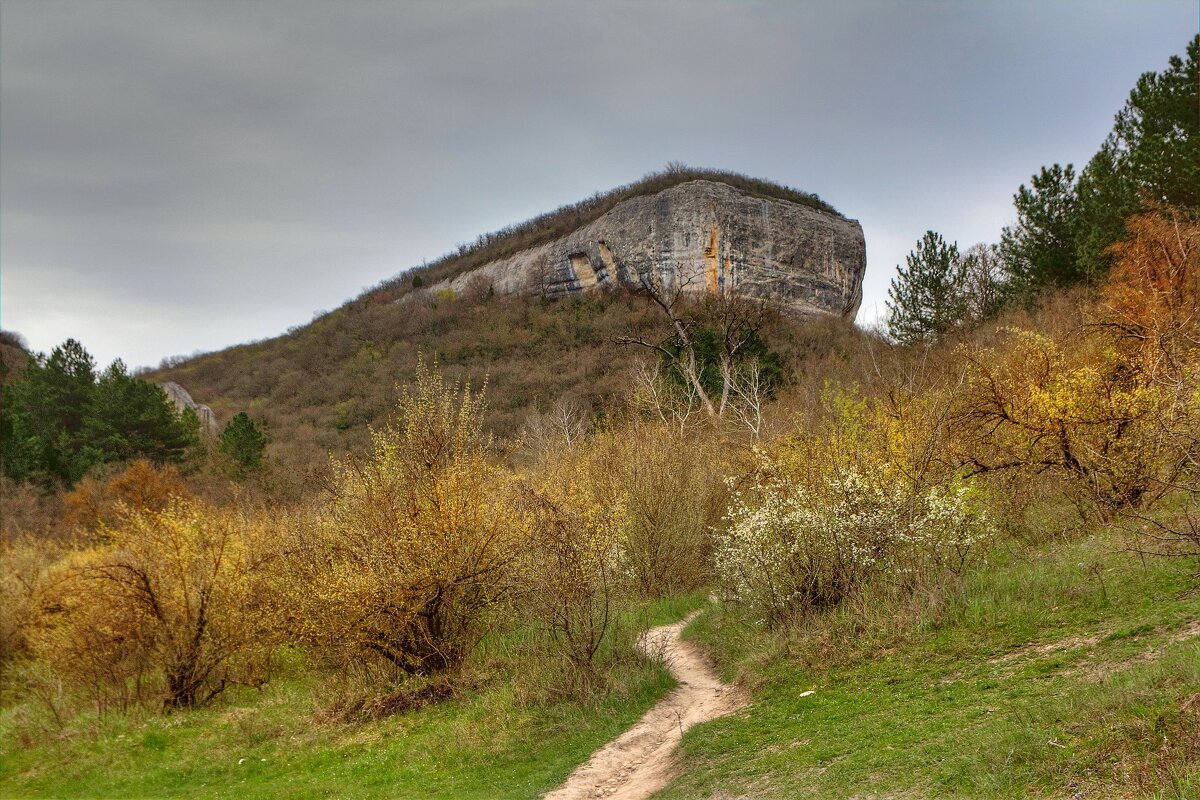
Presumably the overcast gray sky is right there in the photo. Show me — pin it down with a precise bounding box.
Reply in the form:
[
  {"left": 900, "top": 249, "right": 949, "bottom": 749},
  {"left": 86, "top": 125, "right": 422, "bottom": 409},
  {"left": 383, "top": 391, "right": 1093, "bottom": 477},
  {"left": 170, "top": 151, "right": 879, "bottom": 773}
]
[{"left": 1, "top": 1, "right": 1194, "bottom": 368}]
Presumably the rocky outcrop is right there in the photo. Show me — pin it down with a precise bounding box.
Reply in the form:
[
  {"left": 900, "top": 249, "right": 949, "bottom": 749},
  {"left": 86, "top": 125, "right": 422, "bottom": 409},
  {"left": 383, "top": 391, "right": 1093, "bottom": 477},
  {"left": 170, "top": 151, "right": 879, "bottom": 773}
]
[
  {"left": 427, "top": 179, "right": 865, "bottom": 318},
  {"left": 160, "top": 381, "right": 218, "bottom": 432}
]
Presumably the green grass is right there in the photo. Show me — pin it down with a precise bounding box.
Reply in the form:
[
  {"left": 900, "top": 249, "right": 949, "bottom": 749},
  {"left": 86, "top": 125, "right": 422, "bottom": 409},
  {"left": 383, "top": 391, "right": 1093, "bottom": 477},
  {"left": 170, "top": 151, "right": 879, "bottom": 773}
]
[
  {"left": 4, "top": 539, "right": 1195, "bottom": 800},
  {"left": 0, "top": 594, "right": 709, "bottom": 799},
  {"left": 659, "top": 533, "right": 1200, "bottom": 799}
]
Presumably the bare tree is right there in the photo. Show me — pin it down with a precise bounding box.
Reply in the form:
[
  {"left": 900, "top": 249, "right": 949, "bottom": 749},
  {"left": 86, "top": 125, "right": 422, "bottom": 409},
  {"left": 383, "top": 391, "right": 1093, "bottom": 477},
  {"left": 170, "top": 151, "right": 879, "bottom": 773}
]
[
  {"left": 961, "top": 243, "right": 1003, "bottom": 323},
  {"left": 630, "top": 360, "right": 702, "bottom": 435},
  {"left": 522, "top": 397, "right": 588, "bottom": 457},
  {"left": 725, "top": 358, "right": 767, "bottom": 440},
  {"left": 710, "top": 293, "right": 770, "bottom": 415},
  {"left": 616, "top": 262, "right": 770, "bottom": 419},
  {"left": 616, "top": 265, "right": 717, "bottom": 415}
]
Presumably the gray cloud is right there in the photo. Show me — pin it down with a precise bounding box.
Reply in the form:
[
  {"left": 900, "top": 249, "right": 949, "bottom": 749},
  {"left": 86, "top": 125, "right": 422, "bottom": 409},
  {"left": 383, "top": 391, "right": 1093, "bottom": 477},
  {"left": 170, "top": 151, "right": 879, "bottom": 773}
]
[{"left": 1, "top": 0, "right": 1193, "bottom": 367}]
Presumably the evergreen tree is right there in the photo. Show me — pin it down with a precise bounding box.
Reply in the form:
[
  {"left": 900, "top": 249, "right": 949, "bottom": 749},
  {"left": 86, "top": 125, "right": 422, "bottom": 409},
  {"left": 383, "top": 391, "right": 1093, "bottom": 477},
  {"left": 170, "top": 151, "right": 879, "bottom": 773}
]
[
  {"left": 218, "top": 412, "right": 267, "bottom": 476},
  {"left": 1113, "top": 35, "right": 1200, "bottom": 209},
  {"left": 1, "top": 339, "right": 99, "bottom": 483},
  {"left": 999, "top": 164, "right": 1082, "bottom": 296},
  {"left": 0, "top": 339, "right": 198, "bottom": 485},
  {"left": 86, "top": 360, "right": 198, "bottom": 465},
  {"left": 1073, "top": 141, "right": 1138, "bottom": 281},
  {"left": 1075, "top": 35, "right": 1199, "bottom": 277},
  {"left": 886, "top": 231, "right": 969, "bottom": 345},
  {"left": 1000, "top": 37, "right": 1199, "bottom": 297}
]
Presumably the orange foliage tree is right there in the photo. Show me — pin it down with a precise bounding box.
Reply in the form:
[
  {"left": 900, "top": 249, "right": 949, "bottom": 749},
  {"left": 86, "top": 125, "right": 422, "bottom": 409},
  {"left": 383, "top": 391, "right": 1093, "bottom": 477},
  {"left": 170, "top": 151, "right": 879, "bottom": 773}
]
[
  {"left": 1100, "top": 205, "right": 1200, "bottom": 383},
  {"left": 62, "top": 458, "right": 190, "bottom": 534},
  {"left": 1099, "top": 206, "right": 1200, "bottom": 549}
]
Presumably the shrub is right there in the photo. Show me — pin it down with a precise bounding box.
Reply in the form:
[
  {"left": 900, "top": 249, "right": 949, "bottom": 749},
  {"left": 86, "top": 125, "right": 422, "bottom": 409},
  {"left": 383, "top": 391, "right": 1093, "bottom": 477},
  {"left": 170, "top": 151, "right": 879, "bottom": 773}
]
[
  {"left": 591, "top": 422, "right": 729, "bottom": 596},
  {"left": 0, "top": 537, "right": 59, "bottom": 673},
  {"left": 62, "top": 459, "right": 190, "bottom": 535},
  {"left": 513, "top": 477, "right": 626, "bottom": 692},
  {"left": 715, "top": 454, "right": 990, "bottom": 625},
  {"left": 285, "top": 362, "right": 523, "bottom": 678},
  {"left": 955, "top": 328, "right": 1177, "bottom": 516},
  {"left": 30, "top": 499, "right": 277, "bottom": 712}
]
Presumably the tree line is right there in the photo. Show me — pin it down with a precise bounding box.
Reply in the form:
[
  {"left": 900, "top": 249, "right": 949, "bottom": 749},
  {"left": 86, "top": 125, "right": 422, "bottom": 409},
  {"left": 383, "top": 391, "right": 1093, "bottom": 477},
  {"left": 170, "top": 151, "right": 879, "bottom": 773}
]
[
  {"left": 1, "top": 338, "right": 267, "bottom": 486},
  {"left": 888, "top": 36, "right": 1198, "bottom": 345}
]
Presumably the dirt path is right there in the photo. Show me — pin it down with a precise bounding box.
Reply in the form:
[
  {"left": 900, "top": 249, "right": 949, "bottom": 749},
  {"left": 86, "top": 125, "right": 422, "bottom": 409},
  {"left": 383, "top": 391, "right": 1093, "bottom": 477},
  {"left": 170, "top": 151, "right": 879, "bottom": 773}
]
[{"left": 544, "top": 611, "right": 748, "bottom": 800}]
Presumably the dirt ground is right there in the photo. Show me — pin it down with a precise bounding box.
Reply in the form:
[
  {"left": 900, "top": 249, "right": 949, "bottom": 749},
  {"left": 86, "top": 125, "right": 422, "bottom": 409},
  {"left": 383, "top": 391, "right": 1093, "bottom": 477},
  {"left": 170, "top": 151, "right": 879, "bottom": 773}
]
[{"left": 544, "top": 611, "right": 748, "bottom": 800}]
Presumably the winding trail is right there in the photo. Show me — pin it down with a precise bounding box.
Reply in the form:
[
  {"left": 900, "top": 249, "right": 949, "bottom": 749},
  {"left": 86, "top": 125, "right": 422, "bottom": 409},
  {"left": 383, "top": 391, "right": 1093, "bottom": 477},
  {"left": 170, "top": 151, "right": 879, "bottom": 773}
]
[{"left": 544, "top": 611, "right": 748, "bottom": 800}]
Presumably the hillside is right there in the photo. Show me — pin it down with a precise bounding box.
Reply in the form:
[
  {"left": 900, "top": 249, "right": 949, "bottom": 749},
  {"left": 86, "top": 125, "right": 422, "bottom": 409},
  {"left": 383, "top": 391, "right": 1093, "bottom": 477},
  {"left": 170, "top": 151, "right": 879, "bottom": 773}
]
[
  {"left": 150, "top": 289, "right": 861, "bottom": 479},
  {"left": 151, "top": 292, "right": 668, "bottom": 472},
  {"left": 150, "top": 169, "right": 865, "bottom": 476},
  {"left": 0, "top": 330, "right": 30, "bottom": 385}
]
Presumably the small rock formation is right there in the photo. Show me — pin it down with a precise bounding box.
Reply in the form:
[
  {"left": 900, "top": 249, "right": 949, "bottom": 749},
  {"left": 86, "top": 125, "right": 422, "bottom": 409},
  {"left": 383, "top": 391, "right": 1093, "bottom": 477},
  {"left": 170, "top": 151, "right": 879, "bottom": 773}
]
[
  {"left": 427, "top": 179, "right": 865, "bottom": 318},
  {"left": 159, "top": 381, "right": 218, "bottom": 432}
]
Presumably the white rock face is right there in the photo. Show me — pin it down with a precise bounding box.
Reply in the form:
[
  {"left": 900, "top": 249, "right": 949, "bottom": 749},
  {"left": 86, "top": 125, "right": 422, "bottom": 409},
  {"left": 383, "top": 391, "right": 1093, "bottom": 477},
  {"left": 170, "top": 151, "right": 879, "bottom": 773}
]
[
  {"left": 159, "top": 381, "right": 218, "bottom": 432},
  {"left": 422, "top": 179, "right": 865, "bottom": 318}
]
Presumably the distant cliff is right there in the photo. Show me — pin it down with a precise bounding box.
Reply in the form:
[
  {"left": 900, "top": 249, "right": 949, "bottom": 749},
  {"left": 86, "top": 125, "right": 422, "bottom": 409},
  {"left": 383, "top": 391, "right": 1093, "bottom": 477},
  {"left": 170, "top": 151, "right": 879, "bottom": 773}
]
[
  {"left": 159, "top": 381, "right": 217, "bottom": 432},
  {"left": 422, "top": 179, "right": 865, "bottom": 318}
]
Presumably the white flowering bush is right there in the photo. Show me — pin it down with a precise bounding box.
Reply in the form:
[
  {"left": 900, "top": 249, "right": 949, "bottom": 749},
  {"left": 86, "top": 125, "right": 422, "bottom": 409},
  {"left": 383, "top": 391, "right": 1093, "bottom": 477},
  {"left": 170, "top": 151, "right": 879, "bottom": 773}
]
[{"left": 715, "top": 459, "right": 991, "bottom": 625}]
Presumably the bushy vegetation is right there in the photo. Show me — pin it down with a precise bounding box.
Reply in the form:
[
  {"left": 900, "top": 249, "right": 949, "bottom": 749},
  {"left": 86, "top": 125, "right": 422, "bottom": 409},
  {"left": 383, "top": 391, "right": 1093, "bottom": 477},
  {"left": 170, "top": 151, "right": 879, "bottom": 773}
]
[
  {"left": 2, "top": 38, "right": 1197, "bottom": 800},
  {"left": 28, "top": 499, "right": 278, "bottom": 713},
  {"left": 286, "top": 363, "right": 523, "bottom": 678},
  {"left": 717, "top": 455, "right": 989, "bottom": 625}
]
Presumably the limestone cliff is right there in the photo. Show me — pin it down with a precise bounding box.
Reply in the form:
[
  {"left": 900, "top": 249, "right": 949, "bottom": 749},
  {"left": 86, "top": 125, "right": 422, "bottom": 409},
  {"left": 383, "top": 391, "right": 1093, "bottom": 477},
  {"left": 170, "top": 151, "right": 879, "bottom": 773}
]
[{"left": 425, "top": 180, "right": 865, "bottom": 318}]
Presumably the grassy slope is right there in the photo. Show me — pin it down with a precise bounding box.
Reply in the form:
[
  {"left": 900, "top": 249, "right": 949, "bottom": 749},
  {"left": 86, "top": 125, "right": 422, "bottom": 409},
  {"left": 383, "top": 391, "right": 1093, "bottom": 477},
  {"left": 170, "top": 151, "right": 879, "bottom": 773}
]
[
  {"left": 0, "top": 671, "right": 667, "bottom": 800},
  {"left": 662, "top": 531, "right": 1200, "bottom": 799},
  {"left": 149, "top": 290, "right": 853, "bottom": 485},
  {"left": 151, "top": 292, "right": 670, "bottom": 477},
  {"left": 0, "top": 596, "right": 703, "bottom": 799}
]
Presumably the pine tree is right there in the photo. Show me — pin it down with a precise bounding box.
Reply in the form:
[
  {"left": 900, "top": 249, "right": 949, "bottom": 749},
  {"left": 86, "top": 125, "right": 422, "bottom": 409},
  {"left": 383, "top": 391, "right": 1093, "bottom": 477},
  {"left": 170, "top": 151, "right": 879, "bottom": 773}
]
[
  {"left": 1075, "top": 35, "right": 1199, "bottom": 278},
  {"left": 886, "top": 231, "right": 969, "bottom": 345},
  {"left": 1, "top": 340, "right": 198, "bottom": 485},
  {"left": 1000, "top": 37, "right": 1199, "bottom": 297},
  {"left": 218, "top": 412, "right": 267, "bottom": 477},
  {"left": 1113, "top": 35, "right": 1200, "bottom": 209},
  {"left": 999, "top": 164, "right": 1081, "bottom": 296},
  {"left": 86, "top": 360, "right": 198, "bottom": 465},
  {"left": 1, "top": 339, "right": 98, "bottom": 483}
]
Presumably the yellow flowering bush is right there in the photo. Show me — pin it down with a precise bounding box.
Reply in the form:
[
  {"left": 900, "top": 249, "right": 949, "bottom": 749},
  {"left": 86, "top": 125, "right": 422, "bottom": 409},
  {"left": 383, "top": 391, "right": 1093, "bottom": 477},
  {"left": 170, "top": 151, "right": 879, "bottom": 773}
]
[
  {"left": 30, "top": 499, "right": 276, "bottom": 711},
  {"left": 284, "top": 362, "right": 525, "bottom": 677},
  {"left": 513, "top": 475, "right": 627, "bottom": 688},
  {"left": 956, "top": 328, "right": 1175, "bottom": 515}
]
